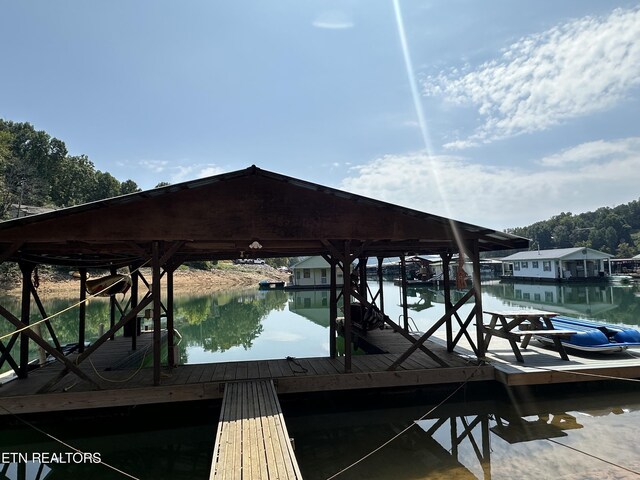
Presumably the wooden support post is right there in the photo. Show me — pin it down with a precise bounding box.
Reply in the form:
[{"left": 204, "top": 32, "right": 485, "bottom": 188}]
[
  {"left": 78, "top": 268, "right": 87, "bottom": 353},
  {"left": 342, "top": 242, "right": 352, "bottom": 373},
  {"left": 377, "top": 256, "right": 385, "bottom": 315},
  {"left": 109, "top": 266, "right": 117, "bottom": 340},
  {"left": 481, "top": 414, "right": 492, "bottom": 480},
  {"left": 329, "top": 258, "right": 337, "bottom": 359},
  {"left": 127, "top": 264, "right": 140, "bottom": 348},
  {"left": 470, "top": 240, "right": 485, "bottom": 359},
  {"left": 166, "top": 263, "right": 176, "bottom": 368},
  {"left": 400, "top": 254, "right": 409, "bottom": 332},
  {"left": 152, "top": 241, "right": 162, "bottom": 385},
  {"left": 442, "top": 254, "right": 453, "bottom": 352},
  {"left": 18, "top": 263, "right": 33, "bottom": 379},
  {"left": 358, "top": 256, "right": 367, "bottom": 299},
  {"left": 450, "top": 416, "right": 459, "bottom": 460}
]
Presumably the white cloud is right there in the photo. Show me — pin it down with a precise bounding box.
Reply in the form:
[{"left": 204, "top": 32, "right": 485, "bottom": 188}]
[
  {"left": 424, "top": 7, "right": 640, "bottom": 148},
  {"left": 539, "top": 137, "right": 640, "bottom": 167},
  {"left": 170, "top": 164, "right": 225, "bottom": 184},
  {"left": 339, "top": 138, "right": 640, "bottom": 229},
  {"left": 139, "top": 159, "right": 168, "bottom": 173},
  {"left": 312, "top": 10, "right": 354, "bottom": 29}
]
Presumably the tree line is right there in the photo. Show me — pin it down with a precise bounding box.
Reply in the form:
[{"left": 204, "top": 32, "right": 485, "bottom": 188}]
[
  {"left": 0, "top": 119, "right": 142, "bottom": 218},
  {"left": 3, "top": 119, "right": 638, "bottom": 259},
  {"left": 504, "top": 200, "right": 640, "bottom": 258}
]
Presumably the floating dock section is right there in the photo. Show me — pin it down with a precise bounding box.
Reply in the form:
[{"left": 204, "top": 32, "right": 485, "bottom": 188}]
[{"left": 210, "top": 379, "right": 302, "bottom": 479}]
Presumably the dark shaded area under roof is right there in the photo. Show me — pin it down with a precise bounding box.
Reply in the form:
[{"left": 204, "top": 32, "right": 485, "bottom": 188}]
[{"left": 0, "top": 165, "right": 528, "bottom": 267}]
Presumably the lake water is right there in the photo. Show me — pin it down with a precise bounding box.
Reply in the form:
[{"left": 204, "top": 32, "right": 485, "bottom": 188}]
[{"left": 1, "top": 280, "right": 640, "bottom": 479}]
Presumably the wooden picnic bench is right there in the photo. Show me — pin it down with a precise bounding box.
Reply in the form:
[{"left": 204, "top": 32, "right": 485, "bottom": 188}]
[{"left": 482, "top": 310, "right": 576, "bottom": 362}]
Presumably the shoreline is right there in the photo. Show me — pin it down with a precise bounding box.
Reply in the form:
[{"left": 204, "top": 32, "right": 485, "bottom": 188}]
[{"left": 0, "top": 264, "right": 290, "bottom": 298}]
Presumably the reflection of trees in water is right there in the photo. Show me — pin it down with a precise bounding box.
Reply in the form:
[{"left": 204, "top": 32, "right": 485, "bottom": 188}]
[
  {"left": 0, "top": 288, "right": 290, "bottom": 373},
  {"left": 592, "top": 287, "right": 640, "bottom": 326},
  {"left": 0, "top": 294, "right": 113, "bottom": 374},
  {"left": 175, "top": 289, "right": 288, "bottom": 353}
]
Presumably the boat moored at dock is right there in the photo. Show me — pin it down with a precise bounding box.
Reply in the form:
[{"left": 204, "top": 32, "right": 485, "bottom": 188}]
[{"left": 532, "top": 315, "right": 640, "bottom": 353}]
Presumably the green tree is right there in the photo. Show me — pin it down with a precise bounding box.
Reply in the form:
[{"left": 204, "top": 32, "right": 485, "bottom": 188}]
[
  {"left": 49, "top": 155, "right": 97, "bottom": 207},
  {"left": 89, "top": 171, "right": 122, "bottom": 201},
  {"left": 0, "top": 130, "right": 14, "bottom": 217},
  {"left": 616, "top": 242, "right": 636, "bottom": 258},
  {"left": 120, "top": 179, "right": 140, "bottom": 195},
  {"left": 0, "top": 120, "right": 67, "bottom": 206}
]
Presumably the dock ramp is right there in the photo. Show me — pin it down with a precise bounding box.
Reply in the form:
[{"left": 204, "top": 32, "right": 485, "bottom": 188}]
[{"left": 210, "top": 379, "right": 302, "bottom": 479}]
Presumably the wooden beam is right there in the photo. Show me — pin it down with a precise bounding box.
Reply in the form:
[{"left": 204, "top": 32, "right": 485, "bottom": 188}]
[
  {"left": 152, "top": 241, "right": 162, "bottom": 386},
  {"left": 78, "top": 268, "right": 87, "bottom": 353},
  {"left": 28, "top": 278, "right": 62, "bottom": 352},
  {"left": 441, "top": 253, "right": 453, "bottom": 351},
  {"left": 166, "top": 264, "right": 175, "bottom": 368},
  {"left": 19, "top": 263, "right": 33, "bottom": 379},
  {"left": 0, "top": 334, "right": 20, "bottom": 375},
  {"left": 0, "top": 304, "right": 99, "bottom": 388},
  {"left": 342, "top": 241, "right": 352, "bottom": 373},
  {"left": 329, "top": 258, "right": 337, "bottom": 359},
  {"left": 470, "top": 240, "right": 485, "bottom": 359},
  {"left": 0, "top": 242, "right": 23, "bottom": 263},
  {"left": 377, "top": 256, "right": 385, "bottom": 315},
  {"left": 387, "top": 290, "right": 475, "bottom": 370},
  {"left": 400, "top": 254, "right": 409, "bottom": 332}
]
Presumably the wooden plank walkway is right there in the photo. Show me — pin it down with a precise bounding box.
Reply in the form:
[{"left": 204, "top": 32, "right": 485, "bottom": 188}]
[{"left": 210, "top": 380, "right": 302, "bottom": 480}]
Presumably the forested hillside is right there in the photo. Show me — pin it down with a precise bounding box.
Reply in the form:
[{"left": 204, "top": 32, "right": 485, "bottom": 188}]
[
  {"left": 2, "top": 119, "right": 639, "bottom": 259},
  {"left": 0, "top": 120, "right": 141, "bottom": 218},
  {"left": 505, "top": 200, "right": 640, "bottom": 258}
]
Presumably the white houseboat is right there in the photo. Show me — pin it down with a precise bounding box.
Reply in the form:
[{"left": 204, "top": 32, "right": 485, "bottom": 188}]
[
  {"left": 501, "top": 247, "right": 613, "bottom": 282},
  {"left": 288, "top": 256, "right": 344, "bottom": 289}
]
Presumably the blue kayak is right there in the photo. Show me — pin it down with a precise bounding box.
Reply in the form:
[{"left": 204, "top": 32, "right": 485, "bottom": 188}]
[{"left": 534, "top": 315, "right": 640, "bottom": 353}]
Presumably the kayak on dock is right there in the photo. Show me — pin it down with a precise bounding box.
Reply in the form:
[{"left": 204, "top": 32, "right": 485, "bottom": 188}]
[
  {"left": 86, "top": 274, "right": 132, "bottom": 296},
  {"left": 533, "top": 315, "right": 640, "bottom": 353}
]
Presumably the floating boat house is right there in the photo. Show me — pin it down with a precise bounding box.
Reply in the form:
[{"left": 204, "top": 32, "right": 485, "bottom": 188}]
[
  {"left": 501, "top": 247, "right": 613, "bottom": 282},
  {"left": 0, "top": 165, "right": 529, "bottom": 415},
  {"left": 288, "top": 256, "right": 344, "bottom": 289}
]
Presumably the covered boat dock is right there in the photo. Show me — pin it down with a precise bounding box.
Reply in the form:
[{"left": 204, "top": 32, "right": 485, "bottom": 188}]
[{"left": 0, "top": 165, "right": 530, "bottom": 402}]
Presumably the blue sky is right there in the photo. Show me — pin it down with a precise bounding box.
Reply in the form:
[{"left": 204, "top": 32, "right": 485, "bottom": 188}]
[{"left": 2, "top": 1, "right": 640, "bottom": 230}]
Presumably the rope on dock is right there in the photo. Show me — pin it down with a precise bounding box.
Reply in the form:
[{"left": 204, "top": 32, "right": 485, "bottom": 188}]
[
  {"left": 286, "top": 356, "right": 308, "bottom": 373},
  {"left": 546, "top": 438, "right": 640, "bottom": 477},
  {"left": 0, "top": 404, "right": 142, "bottom": 480},
  {"left": 325, "top": 364, "right": 483, "bottom": 480},
  {"left": 85, "top": 343, "right": 152, "bottom": 385}
]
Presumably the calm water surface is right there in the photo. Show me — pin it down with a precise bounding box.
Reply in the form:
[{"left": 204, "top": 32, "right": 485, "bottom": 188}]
[{"left": 1, "top": 280, "right": 639, "bottom": 479}]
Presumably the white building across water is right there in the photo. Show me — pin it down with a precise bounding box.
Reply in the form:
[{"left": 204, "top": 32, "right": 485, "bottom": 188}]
[
  {"left": 289, "top": 256, "right": 344, "bottom": 289},
  {"left": 501, "top": 247, "right": 613, "bottom": 282}
]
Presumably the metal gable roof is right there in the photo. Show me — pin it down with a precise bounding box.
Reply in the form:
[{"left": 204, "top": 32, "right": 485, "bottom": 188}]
[
  {"left": 502, "top": 247, "right": 613, "bottom": 261},
  {"left": 0, "top": 165, "right": 528, "bottom": 267}
]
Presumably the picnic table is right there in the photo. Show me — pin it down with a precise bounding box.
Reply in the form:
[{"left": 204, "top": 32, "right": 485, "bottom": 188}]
[{"left": 482, "top": 309, "right": 576, "bottom": 362}]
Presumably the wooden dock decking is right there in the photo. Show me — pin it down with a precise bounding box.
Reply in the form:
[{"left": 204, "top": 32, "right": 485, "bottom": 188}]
[
  {"left": 0, "top": 330, "right": 492, "bottom": 415},
  {"left": 210, "top": 380, "right": 302, "bottom": 480},
  {"left": 0, "top": 326, "right": 639, "bottom": 416}
]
